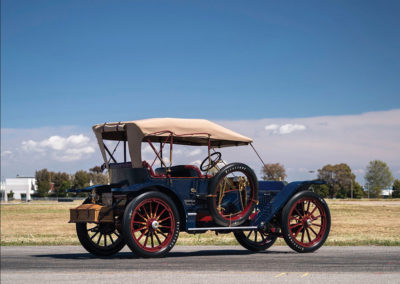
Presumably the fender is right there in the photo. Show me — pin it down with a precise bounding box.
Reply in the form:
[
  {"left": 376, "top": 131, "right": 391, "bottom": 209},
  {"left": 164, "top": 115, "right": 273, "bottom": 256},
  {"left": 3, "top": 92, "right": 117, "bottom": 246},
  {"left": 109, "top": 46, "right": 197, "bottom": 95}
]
[
  {"left": 67, "top": 181, "right": 128, "bottom": 193},
  {"left": 253, "top": 180, "right": 325, "bottom": 226},
  {"left": 272, "top": 180, "right": 325, "bottom": 214},
  {"left": 112, "top": 180, "right": 189, "bottom": 231},
  {"left": 111, "top": 179, "right": 173, "bottom": 193}
]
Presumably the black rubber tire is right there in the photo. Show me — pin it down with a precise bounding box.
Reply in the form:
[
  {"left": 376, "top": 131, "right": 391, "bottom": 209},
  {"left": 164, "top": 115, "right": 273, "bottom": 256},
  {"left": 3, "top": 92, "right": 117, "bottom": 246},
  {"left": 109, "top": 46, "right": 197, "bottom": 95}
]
[
  {"left": 281, "top": 191, "right": 331, "bottom": 253},
  {"left": 76, "top": 222, "right": 126, "bottom": 257},
  {"left": 207, "top": 163, "right": 258, "bottom": 227},
  {"left": 123, "top": 191, "right": 180, "bottom": 258},
  {"left": 234, "top": 230, "right": 277, "bottom": 252}
]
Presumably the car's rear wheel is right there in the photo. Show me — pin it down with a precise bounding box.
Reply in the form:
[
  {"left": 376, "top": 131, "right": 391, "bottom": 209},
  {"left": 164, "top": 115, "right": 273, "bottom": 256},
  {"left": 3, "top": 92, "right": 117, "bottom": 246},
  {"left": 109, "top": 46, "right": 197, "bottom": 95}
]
[
  {"left": 123, "top": 191, "right": 180, "bottom": 258},
  {"left": 76, "top": 222, "right": 125, "bottom": 256},
  {"left": 234, "top": 229, "right": 277, "bottom": 252},
  {"left": 281, "top": 191, "right": 331, "bottom": 253}
]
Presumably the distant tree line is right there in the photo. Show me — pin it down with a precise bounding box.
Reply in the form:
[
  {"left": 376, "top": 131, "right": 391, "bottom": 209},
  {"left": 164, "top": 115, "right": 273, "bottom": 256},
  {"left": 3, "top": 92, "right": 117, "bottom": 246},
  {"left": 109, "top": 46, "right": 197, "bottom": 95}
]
[
  {"left": 34, "top": 166, "right": 108, "bottom": 197},
  {"left": 261, "top": 160, "right": 399, "bottom": 199},
  {"left": 261, "top": 163, "right": 287, "bottom": 181}
]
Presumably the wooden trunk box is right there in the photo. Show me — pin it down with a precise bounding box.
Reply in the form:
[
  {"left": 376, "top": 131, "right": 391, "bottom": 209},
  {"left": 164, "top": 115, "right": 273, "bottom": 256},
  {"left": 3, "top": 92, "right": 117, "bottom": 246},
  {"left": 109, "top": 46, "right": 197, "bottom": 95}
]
[{"left": 69, "top": 204, "right": 113, "bottom": 223}]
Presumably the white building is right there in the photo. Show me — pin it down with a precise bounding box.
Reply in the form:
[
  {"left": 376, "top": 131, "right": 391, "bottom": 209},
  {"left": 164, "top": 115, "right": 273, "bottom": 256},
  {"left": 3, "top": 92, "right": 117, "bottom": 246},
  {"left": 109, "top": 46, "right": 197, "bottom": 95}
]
[
  {"left": 382, "top": 188, "right": 393, "bottom": 198},
  {"left": 5, "top": 177, "right": 37, "bottom": 200},
  {"left": 1, "top": 181, "right": 6, "bottom": 201}
]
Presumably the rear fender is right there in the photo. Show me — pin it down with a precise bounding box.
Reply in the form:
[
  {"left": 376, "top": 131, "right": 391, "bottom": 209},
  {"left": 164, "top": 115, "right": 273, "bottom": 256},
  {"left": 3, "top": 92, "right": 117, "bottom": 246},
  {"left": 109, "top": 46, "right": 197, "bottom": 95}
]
[
  {"left": 67, "top": 181, "right": 128, "bottom": 193},
  {"left": 113, "top": 182, "right": 187, "bottom": 231}
]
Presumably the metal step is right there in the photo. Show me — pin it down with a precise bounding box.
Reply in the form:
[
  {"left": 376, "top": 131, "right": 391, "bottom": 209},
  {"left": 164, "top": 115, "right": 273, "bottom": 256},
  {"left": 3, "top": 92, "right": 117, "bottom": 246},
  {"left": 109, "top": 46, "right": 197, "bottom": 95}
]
[{"left": 187, "top": 226, "right": 258, "bottom": 232}]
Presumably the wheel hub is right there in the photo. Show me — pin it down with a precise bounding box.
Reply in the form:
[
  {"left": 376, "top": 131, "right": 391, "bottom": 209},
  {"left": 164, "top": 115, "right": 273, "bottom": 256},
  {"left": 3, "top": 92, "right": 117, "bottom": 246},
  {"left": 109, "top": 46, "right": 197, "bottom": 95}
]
[
  {"left": 146, "top": 218, "right": 160, "bottom": 232},
  {"left": 301, "top": 214, "right": 313, "bottom": 228},
  {"left": 151, "top": 220, "right": 159, "bottom": 230}
]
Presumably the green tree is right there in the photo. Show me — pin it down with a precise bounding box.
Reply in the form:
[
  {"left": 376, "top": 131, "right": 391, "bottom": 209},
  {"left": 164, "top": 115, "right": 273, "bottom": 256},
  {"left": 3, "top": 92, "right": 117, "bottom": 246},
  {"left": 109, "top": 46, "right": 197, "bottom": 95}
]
[
  {"left": 37, "top": 180, "right": 50, "bottom": 197},
  {"left": 89, "top": 166, "right": 103, "bottom": 174},
  {"left": 311, "top": 184, "right": 329, "bottom": 198},
  {"left": 352, "top": 182, "right": 364, "bottom": 199},
  {"left": 73, "top": 170, "right": 91, "bottom": 189},
  {"left": 364, "top": 160, "right": 393, "bottom": 198},
  {"left": 318, "top": 163, "right": 355, "bottom": 198},
  {"left": 336, "top": 186, "right": 347, "bottom": 199},
  {"left": 368, "top": 186, "right": 382, "bottom": 198},
  {"left": 261, "top": 163, "right": 287, "bottom": 181},
  {"left": 35, "top": 169, "right": 50, "bottom": 185},
  {"left": 53, "top": 172, "right": 70, "bottom": 196},
  {"left": 392, "top": 179, "right": 400, "bottom": 198},
  {"left": 7, "top": 190, "right": 14, "bottom": 199},
  {"left": 58, "top": 180, "right": 71, "bottom": 197},
  {"left": 35, "top": 169, "right": 51, "bottom": 197},
  {"left": 89, "top": 172, "right": 108, "bottom": 185}
]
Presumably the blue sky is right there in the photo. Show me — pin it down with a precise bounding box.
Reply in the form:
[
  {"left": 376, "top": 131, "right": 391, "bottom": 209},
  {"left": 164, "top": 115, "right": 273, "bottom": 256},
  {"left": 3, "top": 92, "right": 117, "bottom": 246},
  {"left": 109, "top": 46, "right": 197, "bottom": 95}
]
[
  {"left": 1, "top": 1, "right": 400, "bottom": 182},
  {"left": 2, "top": 0, "right": 400, "bottom": 127}
]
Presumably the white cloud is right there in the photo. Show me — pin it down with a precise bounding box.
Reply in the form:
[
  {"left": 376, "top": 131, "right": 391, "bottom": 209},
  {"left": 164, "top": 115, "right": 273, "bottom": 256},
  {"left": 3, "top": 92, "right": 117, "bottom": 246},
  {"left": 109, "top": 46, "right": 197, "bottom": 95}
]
[
  {"left": 265, "top": 123, "right": 307, "bottom": 135},
  {"left": 56, "top": 146, "right": 95, "bottom": 162},
  {"left": 142, "top": 145, "right": 154, "bottom": 154},
  {"left": 188, "top": 149, "right": 202, "bottom": 156},
  {"left": 279, "top": 124, "right": 306, "bottom": 134},
  {"left": 2, "top": 109, "right": 400, "bottom": 184},
  {"left": 264, "top": 124, "right": 279, "bottom": 131},
  {"left": 218, "top": 109, "right": 400, "bottom": 183},
  {"left": 37, "top": 134, "right": 90, "bottom": 151},
  {"left": 40, "top": 136, "right": 66, "bottom": 150},
  {"left": 190, "top": 160, "right": 202, "bottom": 166},
  {"left": 353, "top": 169, "right": 365, "bottom": 175},
  {"left": 21, "top": 140, "right": 42, "bottom": 152},
  {"left": 1, "top": 150, "right": 12, "bottom": 157},
  {"left": 21, "top": 134, "right": 95, "bottom": 162}
]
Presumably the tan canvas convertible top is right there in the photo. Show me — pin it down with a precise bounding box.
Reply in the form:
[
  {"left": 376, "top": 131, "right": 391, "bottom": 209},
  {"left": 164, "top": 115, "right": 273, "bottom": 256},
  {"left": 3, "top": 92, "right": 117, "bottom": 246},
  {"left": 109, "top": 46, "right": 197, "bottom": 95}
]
[{"left": 93, "top": 118, "right": 252, "bottom": 168}]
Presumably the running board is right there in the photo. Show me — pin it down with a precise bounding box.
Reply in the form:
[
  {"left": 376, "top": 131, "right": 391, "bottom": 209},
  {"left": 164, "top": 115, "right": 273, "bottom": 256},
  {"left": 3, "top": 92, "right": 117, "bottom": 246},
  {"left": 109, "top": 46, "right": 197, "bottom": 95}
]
[{"left": 187, "top": 226, "right": 258, "bottom": 232}]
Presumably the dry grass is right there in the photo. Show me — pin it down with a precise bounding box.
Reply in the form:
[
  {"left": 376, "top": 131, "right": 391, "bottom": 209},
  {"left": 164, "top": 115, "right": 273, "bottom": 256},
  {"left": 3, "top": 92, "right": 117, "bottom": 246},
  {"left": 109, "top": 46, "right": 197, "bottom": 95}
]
[
  {"left": 1, "top": 199, "right": 400, "bottom": 246},
  {"left": 0, "top": 201, "right": 80, "bottom": 245},
  {"left": 325, "top": 199, "right": 400, "bottom": 246}
]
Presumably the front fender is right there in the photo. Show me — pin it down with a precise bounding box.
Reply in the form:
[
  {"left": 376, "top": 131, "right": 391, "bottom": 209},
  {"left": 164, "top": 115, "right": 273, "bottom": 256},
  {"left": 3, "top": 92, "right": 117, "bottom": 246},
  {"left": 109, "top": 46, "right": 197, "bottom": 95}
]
[
  {"left": 254, "top": 180, "right": 325, "bottom": 226},
  {"left": 273, "top": 180, "right": 325, "bottom": 213}
]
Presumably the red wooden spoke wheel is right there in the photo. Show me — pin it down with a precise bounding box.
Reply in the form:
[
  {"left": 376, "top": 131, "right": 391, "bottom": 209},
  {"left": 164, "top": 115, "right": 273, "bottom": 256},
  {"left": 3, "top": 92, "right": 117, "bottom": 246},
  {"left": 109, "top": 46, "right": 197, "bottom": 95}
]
[
  {"left": 234, "top": 229, "right": 277, "bottom": 252},
  {"left": 123, "top": 191, "right": 180, "bottom": 258},
  {"left": 208, "top": 163, "right": 258, "bottom": 227},
  {"left": 281, "top": 191, "right": 331, "bottom": 253},
  {"left": 131, "top": 198, "right": 175, "bottom": 252}
]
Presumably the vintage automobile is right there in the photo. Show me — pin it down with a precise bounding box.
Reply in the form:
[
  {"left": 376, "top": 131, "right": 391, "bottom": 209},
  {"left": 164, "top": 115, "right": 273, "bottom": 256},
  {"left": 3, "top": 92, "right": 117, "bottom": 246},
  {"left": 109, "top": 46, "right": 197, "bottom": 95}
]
[{"left": 69, "top": 118, "right": 331, "bottom": 258}]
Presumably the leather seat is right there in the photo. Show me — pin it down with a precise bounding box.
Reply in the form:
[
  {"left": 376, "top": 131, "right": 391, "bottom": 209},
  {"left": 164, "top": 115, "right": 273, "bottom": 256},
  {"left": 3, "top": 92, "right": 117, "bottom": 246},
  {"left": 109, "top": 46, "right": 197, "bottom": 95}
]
[{"left": 155, "top": 165, "right": 203, "bottom": 178}]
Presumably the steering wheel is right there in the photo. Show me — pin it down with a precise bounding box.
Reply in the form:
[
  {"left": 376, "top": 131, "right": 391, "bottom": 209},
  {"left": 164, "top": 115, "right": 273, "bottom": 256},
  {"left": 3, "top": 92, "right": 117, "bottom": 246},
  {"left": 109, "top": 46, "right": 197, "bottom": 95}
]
[{"left": 200, "top": 152, "right": 222, "bottom": 171}]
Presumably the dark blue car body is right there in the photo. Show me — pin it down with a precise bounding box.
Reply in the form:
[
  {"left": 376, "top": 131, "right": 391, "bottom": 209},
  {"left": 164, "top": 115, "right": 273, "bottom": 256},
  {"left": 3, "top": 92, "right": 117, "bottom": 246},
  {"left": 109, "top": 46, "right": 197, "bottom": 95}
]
[{"left": 76, "top": 163, "right": 323, "bottom": 232}]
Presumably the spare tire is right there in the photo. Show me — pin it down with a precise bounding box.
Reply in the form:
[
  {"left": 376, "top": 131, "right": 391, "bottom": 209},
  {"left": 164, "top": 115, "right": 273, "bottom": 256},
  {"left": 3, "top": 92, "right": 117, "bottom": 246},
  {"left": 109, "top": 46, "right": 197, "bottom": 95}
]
[{"left": 207, "top": 163, "right": 258, "bottom": 227}]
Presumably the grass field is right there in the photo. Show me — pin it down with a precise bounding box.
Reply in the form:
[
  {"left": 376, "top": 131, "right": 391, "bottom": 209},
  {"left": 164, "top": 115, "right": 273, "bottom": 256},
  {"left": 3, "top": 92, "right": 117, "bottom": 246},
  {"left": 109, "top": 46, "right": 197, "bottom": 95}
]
[{"left": 1, "top": 199, "right": 400, "bottom": 246}]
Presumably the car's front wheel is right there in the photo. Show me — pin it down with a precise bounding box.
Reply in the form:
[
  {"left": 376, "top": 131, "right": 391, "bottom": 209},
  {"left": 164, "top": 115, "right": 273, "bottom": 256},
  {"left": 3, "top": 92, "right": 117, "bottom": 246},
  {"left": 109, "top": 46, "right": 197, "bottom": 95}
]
[
  {"left": 281, "top": 191, "right": 331, "bottom": 253},
  {"left": 234, "top": 229, "right": 277, "bottom": 252}
]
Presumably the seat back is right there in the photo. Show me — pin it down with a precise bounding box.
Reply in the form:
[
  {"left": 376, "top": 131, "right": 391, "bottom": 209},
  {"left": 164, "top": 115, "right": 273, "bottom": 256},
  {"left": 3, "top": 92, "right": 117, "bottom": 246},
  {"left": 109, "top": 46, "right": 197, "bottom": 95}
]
[{"left": 155, "top": 165, "right": 202, "bottom": 178}]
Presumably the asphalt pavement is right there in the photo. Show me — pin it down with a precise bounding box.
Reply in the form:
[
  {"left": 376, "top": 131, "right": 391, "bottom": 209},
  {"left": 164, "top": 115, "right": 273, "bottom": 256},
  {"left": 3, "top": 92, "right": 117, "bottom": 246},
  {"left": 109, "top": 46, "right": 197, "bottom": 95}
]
[{"left": 1, "top": 246, "right": 400, "bottom": 283}]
